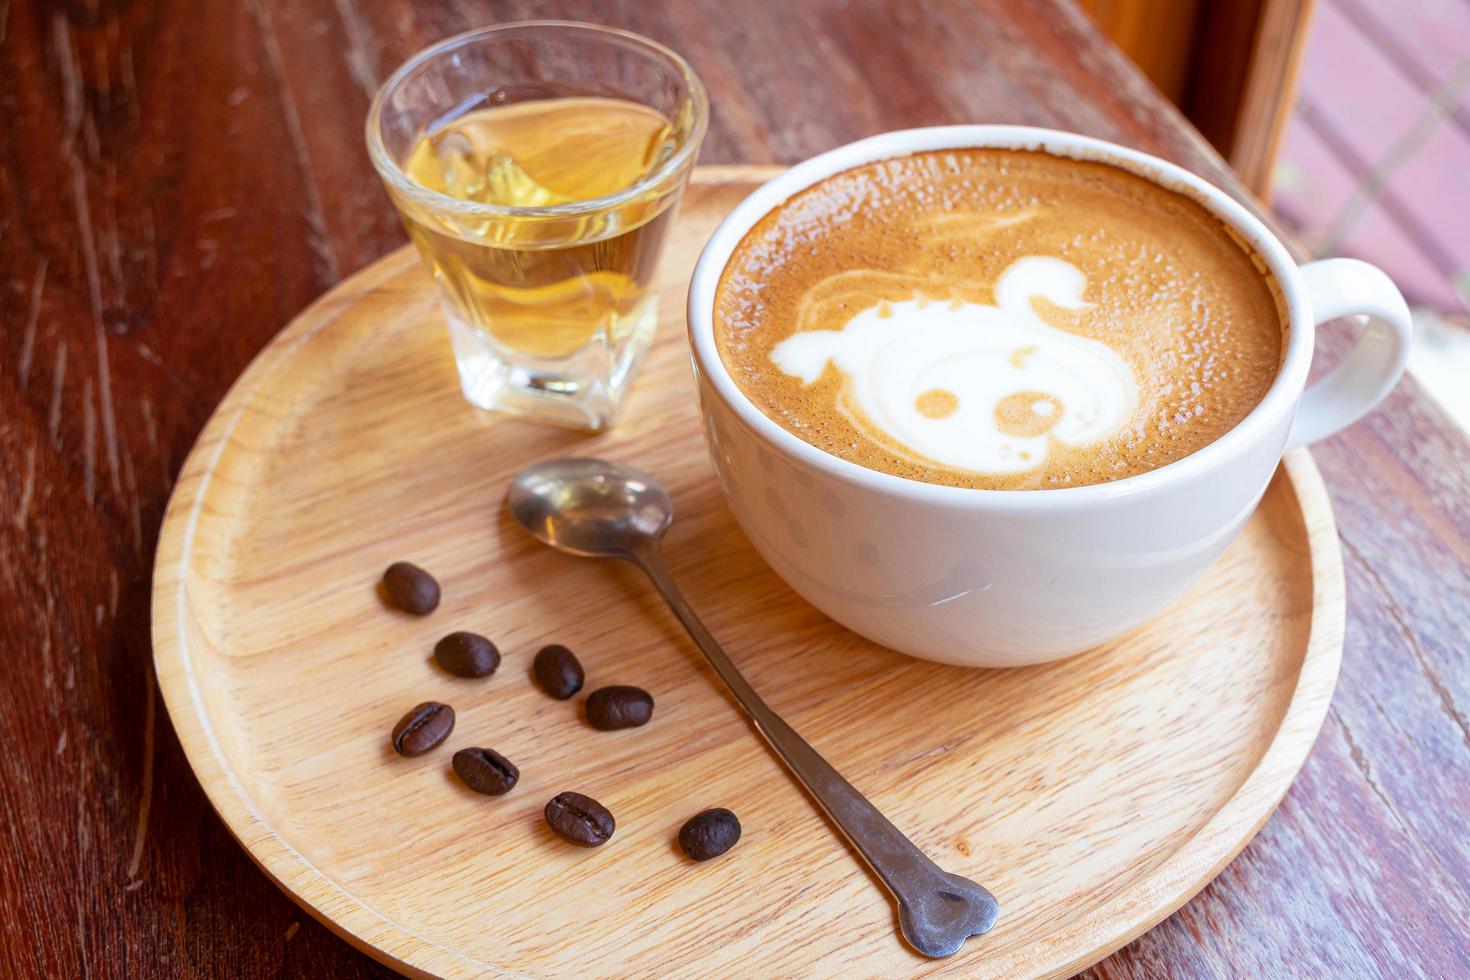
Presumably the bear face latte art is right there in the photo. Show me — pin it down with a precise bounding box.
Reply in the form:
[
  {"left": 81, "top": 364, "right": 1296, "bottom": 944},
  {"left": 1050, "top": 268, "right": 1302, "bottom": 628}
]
[{"left": 713, "top": 149, "right": 1287, "bottom": 490}]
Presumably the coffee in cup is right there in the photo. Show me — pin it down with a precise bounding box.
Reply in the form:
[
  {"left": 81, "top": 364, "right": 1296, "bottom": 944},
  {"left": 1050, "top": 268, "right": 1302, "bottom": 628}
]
[
  {"left": 712, "top": 149, "right": 1287, "bottom": 490},
  {"left": 689, "top": 127, "right": 1411, "bottom": 665}
]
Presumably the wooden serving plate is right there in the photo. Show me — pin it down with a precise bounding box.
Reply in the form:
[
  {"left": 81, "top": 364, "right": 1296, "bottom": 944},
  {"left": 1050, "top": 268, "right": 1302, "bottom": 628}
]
[{"left": 152, "top": 167, "right": 1344, "bottom": 978}]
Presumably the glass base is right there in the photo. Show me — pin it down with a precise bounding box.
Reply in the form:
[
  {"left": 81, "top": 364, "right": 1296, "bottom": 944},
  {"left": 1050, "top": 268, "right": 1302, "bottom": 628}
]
[{"left": 442, "top": 298, "right": 658, "bottom": 431}]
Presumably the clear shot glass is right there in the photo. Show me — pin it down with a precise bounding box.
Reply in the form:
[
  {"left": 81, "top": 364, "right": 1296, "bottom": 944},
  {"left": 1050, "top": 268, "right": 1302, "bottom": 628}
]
[{"left": 367, "top": 22, "right": 708, "bottom": 429}]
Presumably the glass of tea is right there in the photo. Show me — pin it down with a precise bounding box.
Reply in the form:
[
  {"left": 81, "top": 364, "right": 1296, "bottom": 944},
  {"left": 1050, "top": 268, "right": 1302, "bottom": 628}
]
[{"left": 367, "top": 23, "right": 708, "bottom": 429}]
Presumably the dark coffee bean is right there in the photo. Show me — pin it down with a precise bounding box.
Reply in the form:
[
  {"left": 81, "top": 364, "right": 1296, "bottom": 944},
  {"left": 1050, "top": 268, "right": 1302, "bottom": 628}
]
[
  {"left": 585, "top": 685, "right": 653, "bottom": 730},
  {"left": 533, "top": 644, "right": 584, "bottom": 699},
  {"left": 679, "top": 808, "right": 742, "bottom": 861},
  {"left": 434, "top": 632, "right": 500, "bottom": 678},
  {"left": 452, "top": 747, "right": 519, "bottom": 795},
  {"left": 544, "top": 792, "right": 615, "bottom": 847},
  {"left": 391, "top": 701, "right": 454, "bottom": 756},
  {"left": 382, "top": 562, "right": 440, "bottom": 615}
]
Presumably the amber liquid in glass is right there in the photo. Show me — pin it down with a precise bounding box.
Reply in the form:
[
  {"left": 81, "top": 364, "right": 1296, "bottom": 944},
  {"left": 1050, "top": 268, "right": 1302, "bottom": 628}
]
[{"left": 397, "top": 97, "right": 678, "bottom": 361}]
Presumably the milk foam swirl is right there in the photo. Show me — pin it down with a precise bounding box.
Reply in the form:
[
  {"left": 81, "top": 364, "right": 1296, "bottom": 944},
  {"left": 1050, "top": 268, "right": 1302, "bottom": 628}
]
[{"left": 770, "top": 257, "right": 1138, "bottom": 475}]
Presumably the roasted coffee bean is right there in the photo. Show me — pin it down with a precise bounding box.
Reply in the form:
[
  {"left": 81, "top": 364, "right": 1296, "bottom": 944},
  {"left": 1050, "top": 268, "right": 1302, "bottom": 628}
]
[
  {"left": 452, "top": 747, "right": 519, "bottom": 795},
  {"left": 585, "top": 685, "right": 654, "bottom": 730},
  {"left": 382, "top": 562, "right": 440, "bottom": 615},
  {"left": 434, "top": 632, "right": 500, "bottom": 678},
  {"left": 391, "top": 701, "right": 454, "bottom": 756},
  {"left": 544, "top": 792, "right": 615, "bottom": 847},
  {"left": 532, "top": 644, "right": 584, "bottom": 699},
  {"left": 678, "top": 808, "right": 742, "bottom": 861}
]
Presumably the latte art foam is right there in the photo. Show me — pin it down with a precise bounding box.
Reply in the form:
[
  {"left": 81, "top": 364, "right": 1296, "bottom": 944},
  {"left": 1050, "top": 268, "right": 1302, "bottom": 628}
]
[
  {"left": 714, "top": 149, "right": 1286, "bottom": 490},
  {"left": 771, "top": 257, "right": 1138, "bottom": 474}
]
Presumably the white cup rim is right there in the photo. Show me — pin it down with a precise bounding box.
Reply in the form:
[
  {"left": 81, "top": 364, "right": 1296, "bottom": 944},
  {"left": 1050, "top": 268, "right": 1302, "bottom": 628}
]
[{"left": 687, "top": 126, "right": 1313, "bottom": 511}]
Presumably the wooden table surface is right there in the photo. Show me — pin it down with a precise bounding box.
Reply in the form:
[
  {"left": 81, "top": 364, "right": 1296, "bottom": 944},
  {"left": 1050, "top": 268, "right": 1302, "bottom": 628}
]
[{"left": 2, "top": 1, "right": 1466, "bottom": 976}]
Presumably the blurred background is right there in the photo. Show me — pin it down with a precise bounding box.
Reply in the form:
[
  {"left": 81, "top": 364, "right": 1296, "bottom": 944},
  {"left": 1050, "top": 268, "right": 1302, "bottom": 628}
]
[{"left": 1083, "top": 0, "right": 1470, "bottom": 428}]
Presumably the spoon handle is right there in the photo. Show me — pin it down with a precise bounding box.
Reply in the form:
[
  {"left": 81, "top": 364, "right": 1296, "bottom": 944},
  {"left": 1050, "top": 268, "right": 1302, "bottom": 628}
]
[{"left": 634, "top": 548, "right": 998, "bottom": 957}]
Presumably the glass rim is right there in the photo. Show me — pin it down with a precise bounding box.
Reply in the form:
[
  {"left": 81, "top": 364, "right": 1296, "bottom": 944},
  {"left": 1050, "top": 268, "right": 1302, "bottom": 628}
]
[{"left": 365, "top": 20, "right": 709, "bottom": 220}]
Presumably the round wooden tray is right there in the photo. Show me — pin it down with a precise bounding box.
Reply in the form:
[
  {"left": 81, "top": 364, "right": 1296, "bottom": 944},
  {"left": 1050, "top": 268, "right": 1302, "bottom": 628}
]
[{"left": 152, "top": 167, "right": 1345, "bottom": 978}]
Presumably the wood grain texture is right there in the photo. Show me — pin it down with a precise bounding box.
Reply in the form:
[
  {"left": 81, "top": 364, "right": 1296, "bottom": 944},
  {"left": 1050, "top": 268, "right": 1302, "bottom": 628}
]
[
  {"left": 1076, "top": 0, "right": 1201, "bottom": 103},
  {"left": 1078, "top": 0, "right": 1316, "bottom": 198},
  {"left": 1222, "top": 0, "right": 1317, "bottom": 198},
  {"left": 150, "top": 172, "right": 1344, "bottom": 977},
  {"left": 2, "top": 0, "right": 1468, "bottom": 976}
]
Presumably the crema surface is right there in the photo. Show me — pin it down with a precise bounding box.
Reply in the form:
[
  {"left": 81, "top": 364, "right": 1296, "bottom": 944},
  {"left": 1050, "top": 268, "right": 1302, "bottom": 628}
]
[{"left": 713, "top": 149, "right": 1286, "bottom": 490}]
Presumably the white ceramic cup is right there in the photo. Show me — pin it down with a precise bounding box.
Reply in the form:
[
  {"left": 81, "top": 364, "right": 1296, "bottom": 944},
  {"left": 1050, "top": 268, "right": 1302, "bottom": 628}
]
[{"left": 687, "top": 126, "right": 1412, "bottom": 668}]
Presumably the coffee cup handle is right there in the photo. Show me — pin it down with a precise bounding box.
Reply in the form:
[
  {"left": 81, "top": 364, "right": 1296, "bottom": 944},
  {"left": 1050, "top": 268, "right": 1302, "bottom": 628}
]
[{"left": 1286, "top": 258, "right": 1413, "bottom": 450}]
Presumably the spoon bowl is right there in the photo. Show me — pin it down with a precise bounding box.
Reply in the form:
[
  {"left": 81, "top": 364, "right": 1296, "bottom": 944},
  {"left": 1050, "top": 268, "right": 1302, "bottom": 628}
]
[{"left": 508, "top": 458, "right": 672, "bottom": 558}]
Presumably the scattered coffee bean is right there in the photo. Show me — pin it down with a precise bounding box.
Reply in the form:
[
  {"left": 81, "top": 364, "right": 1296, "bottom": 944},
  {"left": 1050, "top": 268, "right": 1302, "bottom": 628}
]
[
  {"left": 434, "top": 631, "right": 500, "bottom": 678},
  {"left": 533, "top": 644, "right": 584, "bottom": 700},
  {"left": 452, "top": 747, "right": 519, "bottom": 795},
  {"left": 391, "top": 701, "right": 454, "bottom": 756},
  {"left": 382, "top": 562, "right": 440, "bottom": 615},
  {"left": 678, "top": 808, "right": 742, "bottom": 861},
  {"left": 585, "top": 685, "right": 654, "bottom": 730},
  {"left": 545, "top": 791, "right": 615, "bottom": 847}
]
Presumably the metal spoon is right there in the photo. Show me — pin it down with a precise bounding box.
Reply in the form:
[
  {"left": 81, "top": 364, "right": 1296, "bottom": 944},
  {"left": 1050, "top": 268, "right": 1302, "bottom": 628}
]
[{"left": 507, "top": 458, "right": 999, "bottom": 958}]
